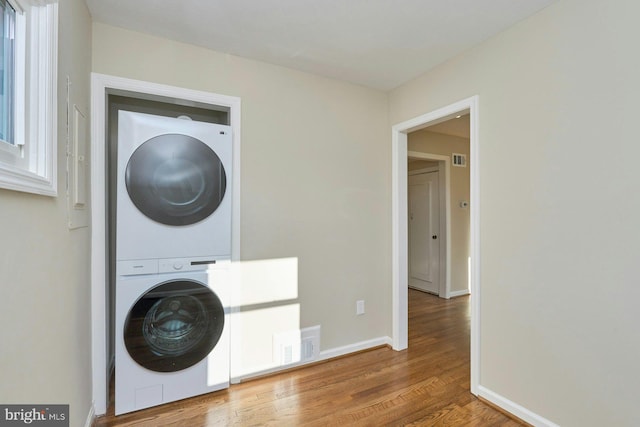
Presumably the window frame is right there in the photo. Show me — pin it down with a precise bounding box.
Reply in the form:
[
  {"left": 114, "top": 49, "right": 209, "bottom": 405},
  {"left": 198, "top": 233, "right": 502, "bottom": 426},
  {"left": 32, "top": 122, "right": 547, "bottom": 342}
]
[
  {"left": 0, "top": 0, "right": 58, "bottom": 196},
  {"left": 0, "top": 0, "right": 18, "bottom": 148}
]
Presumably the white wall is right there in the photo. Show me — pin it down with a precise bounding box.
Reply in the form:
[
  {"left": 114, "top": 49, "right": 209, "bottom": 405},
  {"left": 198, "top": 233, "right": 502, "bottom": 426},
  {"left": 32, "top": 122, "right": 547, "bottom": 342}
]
[
  {"left": 391, "top": 0, "right": 640, "bottom": 425},
  {"left": 91, "top": 23, "right": 391, "bottom": 377},
  {"left": 0, "top": 0, "right": 93, "bottom": 426}
]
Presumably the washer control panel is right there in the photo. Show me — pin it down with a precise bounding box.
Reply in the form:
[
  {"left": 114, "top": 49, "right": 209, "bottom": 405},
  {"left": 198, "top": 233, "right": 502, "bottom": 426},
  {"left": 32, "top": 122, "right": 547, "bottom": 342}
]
[
  {"left": 117, "top": 259, "right": 158, "bottom": 276},
  {"left": 159, "top": 256, "right": 218, "bottom": 273},
  {"left": 118, "top": 256, "right": 229, "bottom": 276}
]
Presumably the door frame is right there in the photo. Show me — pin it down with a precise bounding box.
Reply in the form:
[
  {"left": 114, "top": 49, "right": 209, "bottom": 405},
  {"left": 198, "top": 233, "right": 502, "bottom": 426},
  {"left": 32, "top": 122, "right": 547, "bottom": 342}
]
[
  {"left": 90, "top": 73, "right": 241, "bottom": 415},
  {"left": 391, "top": 95, "right": 479, "bottom": 395},
  {"left": 407, "top": 155, "right": 451, "bottom": 299}
]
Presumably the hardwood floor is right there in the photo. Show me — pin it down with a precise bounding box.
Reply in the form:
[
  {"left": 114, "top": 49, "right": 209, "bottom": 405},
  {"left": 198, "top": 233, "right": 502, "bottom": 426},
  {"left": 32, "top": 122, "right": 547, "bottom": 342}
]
[{"left": 95, "top": 290, "right": 522, "bottom": 426}]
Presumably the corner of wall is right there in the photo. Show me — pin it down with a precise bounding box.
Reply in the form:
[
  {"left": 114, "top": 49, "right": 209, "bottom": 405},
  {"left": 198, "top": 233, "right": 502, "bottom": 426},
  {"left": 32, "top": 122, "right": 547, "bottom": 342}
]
[{"left": 477, "top": 386, "right": 559, "bottom": 427}]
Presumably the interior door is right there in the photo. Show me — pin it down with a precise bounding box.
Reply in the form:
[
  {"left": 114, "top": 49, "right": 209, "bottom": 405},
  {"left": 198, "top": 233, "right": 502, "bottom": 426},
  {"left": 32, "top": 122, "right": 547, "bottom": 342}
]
[{"left": 408, "top": 171, "right": 440, "bottom": 294}]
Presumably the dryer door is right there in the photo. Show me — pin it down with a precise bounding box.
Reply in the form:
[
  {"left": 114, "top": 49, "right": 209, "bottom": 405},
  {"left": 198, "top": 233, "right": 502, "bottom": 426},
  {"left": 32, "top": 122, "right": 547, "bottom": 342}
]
[
  {"left": 123, "top": 279, "right": 225, "bottom": 372},
  {"left": 125, "top": 133, "right": 227, "bottom": 226}
]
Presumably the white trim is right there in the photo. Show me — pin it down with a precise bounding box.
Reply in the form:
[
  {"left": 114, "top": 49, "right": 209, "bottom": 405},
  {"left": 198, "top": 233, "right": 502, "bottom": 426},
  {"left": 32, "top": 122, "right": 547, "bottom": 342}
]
[
  {"left": 90, "top": 76, "right": 108, "bottom": 416},
  {"left": 478, "top": 386, "right": 560, "bottom": 427},
  {"left": 469, "top": 97, "right": 480, "bottom": 395},
  {"left": 449, "top": 289, "right": 470, "bottom": 298},
  {"left": 0, "top": 2, "right": 57, "bottom": 196},
  {"left": 408, "top": 166, "right": 439, "bottom": 175},
  {"left": 392, "top": 96, "right": 480, "bottom": 395},
  {"left": 391, "top": 129, "right": 408, "bottom": 350},
  {"left": 407, "top": 151, "right": 451, "bottom": 299},
  {"left": 231, "top": 336, "right": 392, "bottom": 383},
  {"left": 90, "top": 73, "right": 241, "bottom": 415},
  {"left": 318, "top": 336, "right": 392, "bottom": 360},
  {"left": 13, "top": 3, "right": 25, "bottom": 148},
  {"left": 83, "top": 403, "right": 95, "bottom": 427},
  {"left": 6, "top": 0, "right": 25, "bottom": 13}
]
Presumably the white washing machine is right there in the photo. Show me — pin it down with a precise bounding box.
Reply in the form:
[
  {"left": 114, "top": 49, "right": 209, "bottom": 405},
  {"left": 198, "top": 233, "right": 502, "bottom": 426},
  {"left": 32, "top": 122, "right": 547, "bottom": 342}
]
[
  {"left": 115, "top": 258, "right": 230, "bottom": 415},
  {"left": 116, "top": 111, "right": 232, "bottom": 262}
]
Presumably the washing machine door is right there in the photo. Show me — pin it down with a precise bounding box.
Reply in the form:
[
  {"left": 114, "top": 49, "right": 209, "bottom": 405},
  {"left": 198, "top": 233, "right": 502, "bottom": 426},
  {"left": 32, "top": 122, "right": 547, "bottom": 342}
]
[
  {"left": 125, "top": 133, "right": 227, "bottom": 226},
  {"left": 123, "top": 279, "right": 225, "bottom": 372}
]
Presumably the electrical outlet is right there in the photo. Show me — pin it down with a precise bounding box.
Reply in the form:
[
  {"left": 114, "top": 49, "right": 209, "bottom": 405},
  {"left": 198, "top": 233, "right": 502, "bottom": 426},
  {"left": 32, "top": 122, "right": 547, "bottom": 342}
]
[{"left": 356, "top": 300, "right": 365, "bottom": 315}]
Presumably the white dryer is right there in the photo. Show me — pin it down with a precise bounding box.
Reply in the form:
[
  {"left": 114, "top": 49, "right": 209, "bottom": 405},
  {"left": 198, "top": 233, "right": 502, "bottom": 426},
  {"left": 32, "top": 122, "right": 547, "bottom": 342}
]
[
  {"left": 115, "top": 259, "right": 230, "bottom": 415},
  {"left": 116, "top": 111, "right": 232, "bottom": 261}
]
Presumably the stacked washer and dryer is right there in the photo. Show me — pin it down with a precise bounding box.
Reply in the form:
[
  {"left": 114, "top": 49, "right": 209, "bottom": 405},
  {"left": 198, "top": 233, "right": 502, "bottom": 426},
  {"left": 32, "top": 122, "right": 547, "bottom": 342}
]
[{"left": 114, "top": 111, "right": 232, "bottom": 415}]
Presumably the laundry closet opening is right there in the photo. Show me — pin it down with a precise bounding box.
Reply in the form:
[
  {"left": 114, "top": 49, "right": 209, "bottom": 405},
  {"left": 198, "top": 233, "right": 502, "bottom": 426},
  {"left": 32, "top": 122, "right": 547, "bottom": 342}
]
[{"left": 105, "top": 93, "right": 230, "bottom": 384}]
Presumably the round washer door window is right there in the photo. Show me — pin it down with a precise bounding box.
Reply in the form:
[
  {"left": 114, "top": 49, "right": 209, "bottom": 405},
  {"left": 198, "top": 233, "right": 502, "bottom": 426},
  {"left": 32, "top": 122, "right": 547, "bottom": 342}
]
[
  {"left": 124, "top": 280, "right": 225, "bottom": 372},
  {"left": 125, "top": 134, "right": 227, "bottom": 226}
]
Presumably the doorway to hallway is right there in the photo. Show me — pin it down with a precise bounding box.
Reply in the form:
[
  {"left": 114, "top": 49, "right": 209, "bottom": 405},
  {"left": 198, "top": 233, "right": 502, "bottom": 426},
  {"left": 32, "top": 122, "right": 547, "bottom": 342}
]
[{"left": 391, "top": 95, "right": 479, "bottom": 395}]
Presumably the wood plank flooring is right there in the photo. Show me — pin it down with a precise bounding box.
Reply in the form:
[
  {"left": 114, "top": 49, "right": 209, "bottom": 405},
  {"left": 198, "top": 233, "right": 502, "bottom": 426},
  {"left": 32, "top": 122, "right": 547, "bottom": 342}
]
[{"left": 94, "top": 290, "right": 522, "bottom": 426}]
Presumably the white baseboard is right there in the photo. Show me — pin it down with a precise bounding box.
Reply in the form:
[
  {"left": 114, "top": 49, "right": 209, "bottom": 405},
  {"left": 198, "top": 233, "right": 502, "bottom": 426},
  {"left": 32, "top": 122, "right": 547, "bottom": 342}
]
[
  {"left": 84, "top": 402, "right": 96, "bottom": 427},
  {"left": 449, "top": 289, "right": 470, "bottom": 298},
  {"left": 317, "top": 336, "right": 392, "bottom": 360},
  {"left": 231, "top": 336, "right": 392, "bottom": 383},
  {"left": 477, "top": 385, "right": 559, "bottom": 427}
]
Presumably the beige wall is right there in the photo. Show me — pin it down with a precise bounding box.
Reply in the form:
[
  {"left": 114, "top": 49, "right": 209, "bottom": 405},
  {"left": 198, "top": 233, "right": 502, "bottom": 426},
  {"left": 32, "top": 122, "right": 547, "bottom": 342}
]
[
  {"left": 0, "top": 0, "right": 93, "bottom": 425},
  {"left": 408, "top": 160, "right": 438, "bottom": 171},
  {"left": 92, "top": 23, "right": 391, "bottom": 377},
  {"left": 409, "top": 130, "right": 470, "bottom": 294},
  {"left": 5, "top": 0, "right": 635, "bottom": 423},
  {"left": 391, "top": 0, "right": 640, "bottom": 425}
]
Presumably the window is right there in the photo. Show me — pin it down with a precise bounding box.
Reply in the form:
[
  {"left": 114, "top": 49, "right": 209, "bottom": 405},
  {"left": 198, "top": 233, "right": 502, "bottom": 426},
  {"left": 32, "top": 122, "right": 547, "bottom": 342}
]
[
  {"left": 1, "top": 0, "right": 16, "bottom": 145},
  {"left": 0, "top": 0, "right": 57, "bottom": 196}
]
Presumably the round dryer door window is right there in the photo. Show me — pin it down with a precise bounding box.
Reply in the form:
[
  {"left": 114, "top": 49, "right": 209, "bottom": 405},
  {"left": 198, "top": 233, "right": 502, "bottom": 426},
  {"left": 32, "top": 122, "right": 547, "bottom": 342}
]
[
  {"left": 125, "top": 133, "right": 227, "bottom": 226},
  {"left": 124, "top": 279, "right": 225, "bottom": 372}
]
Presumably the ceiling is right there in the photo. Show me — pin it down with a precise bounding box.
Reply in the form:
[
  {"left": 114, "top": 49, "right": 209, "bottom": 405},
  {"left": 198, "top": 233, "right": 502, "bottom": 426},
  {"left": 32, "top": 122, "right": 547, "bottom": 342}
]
[{"left": 85, "top": 0, "right": 556, "bottom": 90}]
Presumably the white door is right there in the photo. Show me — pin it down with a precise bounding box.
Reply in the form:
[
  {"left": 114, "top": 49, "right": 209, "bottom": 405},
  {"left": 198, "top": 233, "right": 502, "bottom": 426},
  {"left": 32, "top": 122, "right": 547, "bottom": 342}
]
[{"left": 408, "top": 171, "right": 440, "bottom": 294}]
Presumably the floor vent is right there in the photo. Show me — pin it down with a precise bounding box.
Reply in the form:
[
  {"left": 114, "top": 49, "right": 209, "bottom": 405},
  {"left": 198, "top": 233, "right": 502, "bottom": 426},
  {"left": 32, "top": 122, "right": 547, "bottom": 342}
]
[{"left": 452, "top": 153, "right": 467, "bottom": 167}]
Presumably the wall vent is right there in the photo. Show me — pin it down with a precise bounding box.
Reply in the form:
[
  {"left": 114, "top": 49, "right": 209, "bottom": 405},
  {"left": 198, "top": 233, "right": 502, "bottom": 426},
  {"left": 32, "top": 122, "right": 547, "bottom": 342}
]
[
  {"left": 273, "top": 325, "right": 321, "bottom": 366},
  {"left": 452, "top": 153, "right": 467, "bottom": 167}
]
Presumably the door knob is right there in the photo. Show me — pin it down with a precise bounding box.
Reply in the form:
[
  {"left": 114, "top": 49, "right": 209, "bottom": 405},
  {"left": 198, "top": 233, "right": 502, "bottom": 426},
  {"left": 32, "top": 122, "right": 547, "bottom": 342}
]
[{"left": 432, "top": 235, "right": 438, "bottom": 239}]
